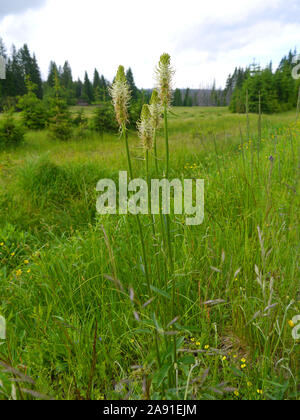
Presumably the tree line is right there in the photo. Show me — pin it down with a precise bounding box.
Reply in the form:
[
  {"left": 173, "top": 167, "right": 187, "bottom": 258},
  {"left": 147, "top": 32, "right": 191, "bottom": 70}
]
[
  {"left": 172, "top": 84, "right": 227, "bottom": 107},
  {"left": 173, "top": 49, "right": 300, "bottom": 112},
  {"left": 227, "top": 49, "right": 300, "bottom": 113},
  {"left": 0, "top": 38, "right": 148, "bottom": 110},
  {"left": 0, "top": 38, "right": 299, "bottom": 114}
]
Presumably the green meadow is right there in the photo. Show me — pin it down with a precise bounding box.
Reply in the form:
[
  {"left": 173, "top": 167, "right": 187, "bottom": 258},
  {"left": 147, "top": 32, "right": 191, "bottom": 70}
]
[{"left": 0, "top": 106, "right": 299, "bottom": 400}]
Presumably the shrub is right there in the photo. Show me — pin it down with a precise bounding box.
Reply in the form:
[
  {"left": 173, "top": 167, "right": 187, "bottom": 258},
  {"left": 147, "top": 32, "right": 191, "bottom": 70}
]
[
  {"left": 47, "top": 73, "right": 73, "bottom": 141},
  {"left": 0, "top": 96, "right": 18, "bottom": 112},
  {"left": 90, "top": 103, "right": 118, "bottom": 135},
  {"left": 72, "top": 109, "right": 88, "bottom": 127},
  {"left": 18, "top": 92, "right": 48, "bottom": 130},
  {"left": 128, "top": 100, "right": 143, "bottom": 128},
  {"left": 0, "top": 113, "right": 25, "bottom": 149},
  {"left": 71, "top": 109, "right": 90, "bottom": 140},
  {"left": 48, "top": 108, "right": 73, "bottom": 141}
]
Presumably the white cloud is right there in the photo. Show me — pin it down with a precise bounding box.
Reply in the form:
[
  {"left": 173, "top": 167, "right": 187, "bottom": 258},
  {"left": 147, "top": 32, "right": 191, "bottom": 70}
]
[
  {"left": 0, "top": 0, "right": 46, "bottom": 19},
  {"left": 0, "top": 0, "right": 299, "bottom": 88}
]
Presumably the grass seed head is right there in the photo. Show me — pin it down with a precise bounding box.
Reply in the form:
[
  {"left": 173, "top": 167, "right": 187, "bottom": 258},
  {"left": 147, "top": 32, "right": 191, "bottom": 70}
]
[
  {"left": 155, "top": 53, "right": 174, "bottom": 107},
  {"left": 137, "top": 104, "right": 153, "bottom": 151},
  {"left": 109, "top": 65, "right": 131, "bottom": 128},
  {"left": 149, "top": 89, "right": 162, "bottom": 129}
]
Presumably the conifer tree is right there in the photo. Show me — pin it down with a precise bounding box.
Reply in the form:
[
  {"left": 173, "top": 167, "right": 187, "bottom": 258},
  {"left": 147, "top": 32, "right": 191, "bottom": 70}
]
[
  {"left": 126, "top": 67, "right": 139, "bottom": 100},
  {"left": 93, "top": 69, "right": 101, "bottom": 90},
  {"left": 31, "top": 54, "right": 43, "bottom": 99},
  {"left": 100, "top": 75, "right": 108, "bottom": 101},
  {"left": 18, "top": 76, "right": 48, "bottom": 129},
  {"left": 173, "top": 88, "right": 182, "bottom": 106},
  {"left": 82, "top": 72, "right": 94, "bottom": 103},
  {"left": 61, "top": 61, "right": 73, "bottom": 89},
  {"left": 47, "top": 61, "right": 59, "bottom": 87},
  {"left": 183, "top": 88, "right": 192, "bottom": 106},
  {"left": 48, "top": 72, "right": 73, "bottom": 140}
]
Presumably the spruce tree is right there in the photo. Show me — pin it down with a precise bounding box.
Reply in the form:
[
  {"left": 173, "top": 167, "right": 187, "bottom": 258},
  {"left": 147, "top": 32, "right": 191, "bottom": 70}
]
[
  {"left": 48, "top": 72, "right": 73, "bottom": 140},
  {"left": 100, "top": 75, "right": 108, "bottom": 102},
  {"left": 183, "top": 88, "right": 192, "bottom": 107},
  {"left": 82, "top": 72, "right": 94, "bottom": 103},
  {"left": 18, "top": 76, "right": 48, "bottom": 129},
  {"left": 173, "top": 89, "right": 182, "bottom": 106},
  {"left": 93, "top": 69, "right": 101, "bottom": 90},
  {"left": 74, "top": 78, "right": 83, "bottom": 100},
  {"left": 126, "top": 68, "right": 139, "bottom": 100},
  {"left": 93, "top": 69, "right": 102, "bottom": 103},
  {"left": 61, "top": 61, "right": 74, "bottom": 104},
  {"left": 31, "top": 54, "right": 43, "bottom": 99},
  {"left": 47, "top": 61, "right": 59, "bottom": 87},
  {"left": 61, "top": 61, "right": 73, "bottom": 89}
]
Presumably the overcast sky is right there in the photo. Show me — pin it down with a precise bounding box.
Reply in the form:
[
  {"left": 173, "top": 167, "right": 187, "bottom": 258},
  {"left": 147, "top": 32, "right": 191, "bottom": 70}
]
[{"left": 0, "top": 0, "right": 299, "bottom": 88}]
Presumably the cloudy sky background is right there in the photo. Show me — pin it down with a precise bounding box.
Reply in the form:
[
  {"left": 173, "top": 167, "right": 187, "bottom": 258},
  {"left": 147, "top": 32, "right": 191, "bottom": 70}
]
[{"left": 0, "top": 0, "right": 299, "bottom": 88}]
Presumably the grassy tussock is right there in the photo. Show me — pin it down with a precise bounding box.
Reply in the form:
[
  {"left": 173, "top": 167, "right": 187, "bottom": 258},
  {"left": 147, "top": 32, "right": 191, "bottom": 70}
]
[{"left": 0, "top": 107, "right": 299, "bottom": 400}]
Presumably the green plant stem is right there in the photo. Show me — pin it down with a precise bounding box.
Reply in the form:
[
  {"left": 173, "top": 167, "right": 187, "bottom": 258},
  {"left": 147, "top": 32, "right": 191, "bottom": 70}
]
[
  {"left": 258, "top": 92, "right": 262, "bottom": 175},
  {"left": 164, "top": 104, "right": 170, "bottom": 179},
  {"left": 163, "top": 104, "right": 177, "bottom": 376},
  {"left": 146, "top": 149, "right": 161, "bottom": 285},
  {"left": 153, "top": 128, "right": 159, "bottom": 175},
  {"left": 122, "top": 125, "right": 151, "bottom": 295},
  {"left": 153, "top": 128, "right": 168, "bottom": 289},
  {"left": 145, "top": 148, "right": 162, "bottom": 368}
]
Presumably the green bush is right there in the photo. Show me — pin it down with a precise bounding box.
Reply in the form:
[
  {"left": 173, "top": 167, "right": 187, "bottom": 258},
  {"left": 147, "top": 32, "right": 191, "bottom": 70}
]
[
  {"left": 48, "top": 109, "right": 73, "bottom": 141},
  {"left": 72, "top": 109, "right": 88, "bottom": 127},
  {"left": 71, "top": 108, "right": 90, "bottom": 140},
  {"left": 0, "top": 113, "right": 25, "bottom": 149},
  {"left": 90, "top": 103, "right": 118, "bottom": 134},
  {"left": 128, "top": 100, "right": 143, "bottom": 128},
  {"left": 18, "top": 92, "right": 48, "bottom": 130},
  {"left": 0, "top": 96, "right": 18, "bottom": 112},
  {"left": 47, "top": 96, "right": 73, "bottom": 141},
  {"left": 47, "top": 73, "right": 73, "bottom": 141}
]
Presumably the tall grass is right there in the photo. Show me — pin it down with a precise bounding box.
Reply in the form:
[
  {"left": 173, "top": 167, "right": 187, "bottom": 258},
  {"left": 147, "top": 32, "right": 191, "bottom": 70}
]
[{"left": 0, "top": 96, "right": 299, "bottom": 399}]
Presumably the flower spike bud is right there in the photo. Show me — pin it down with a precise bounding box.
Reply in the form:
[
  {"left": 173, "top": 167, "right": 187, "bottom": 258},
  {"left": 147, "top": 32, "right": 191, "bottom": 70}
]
[
  {"left": 116, "top": 65, "right": 127, "bottom": 83},
  {"left": 149, "top": 89, "right": 162, "bottom": 130},
  {"left": 109, "top": 65, "right": 131, "bottom": 128},
  {"left": 155, "top": 53, "right": 175, "bottom": 107},
  {"left": 137, "top": 104, "right": 153, "bottom": 151}
]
